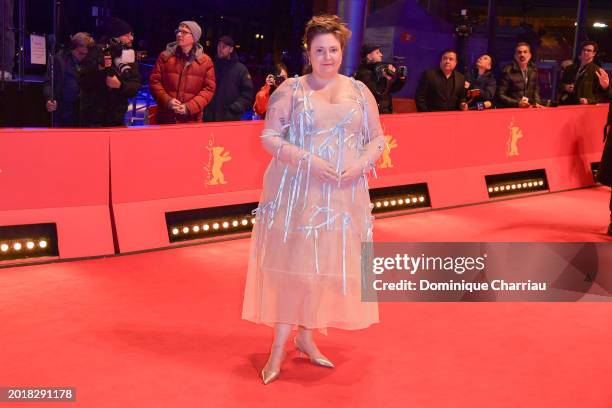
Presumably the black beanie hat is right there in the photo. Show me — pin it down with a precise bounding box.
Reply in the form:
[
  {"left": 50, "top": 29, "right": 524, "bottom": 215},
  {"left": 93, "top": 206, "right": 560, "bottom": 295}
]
[
  {"left": 361, "top": 43, "right": 382, "bottom": 59},
  {"left": 103, "top": 17, "right": 133, "bottom": 39}
]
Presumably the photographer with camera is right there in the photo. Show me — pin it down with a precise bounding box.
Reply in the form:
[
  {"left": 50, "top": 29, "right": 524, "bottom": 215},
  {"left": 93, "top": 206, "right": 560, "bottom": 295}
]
[
  {"left": 353, "top": 44, "right": 406, "bottom": 114},
  {"left": 464, "top": 53, "right": 496, "bottom": 109},
  {"left": 559, "top": 41, "right": 608, "bottom": 106},
  {"left": 253, "top": 63, "right": 288, "bottom": 118},
  {"left": 79, "top": 17, "right": 142, "bottom": 127},
  {"left": 149, "top": 21, "right": 216, "bottom": 124},
  {"left": 44, "top": 32, "right": 95, "bottom": 127}
]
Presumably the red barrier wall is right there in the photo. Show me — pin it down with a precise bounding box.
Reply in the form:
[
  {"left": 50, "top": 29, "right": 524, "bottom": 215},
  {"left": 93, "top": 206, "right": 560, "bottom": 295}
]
[
  {"left": 109, "top": 104, "right": 608, "bottom": 253},
  {"left": 1, "top": 105, "right": 608, "bottom": 257},
  {"left": 0, "top": 128, "right": 114, "bottom": 258},
  {"left": 372, "top": 105, "right": 607, "bottom": 207},
  {"left": 109, "top": 121, "right": 268, "bottom": 252}
]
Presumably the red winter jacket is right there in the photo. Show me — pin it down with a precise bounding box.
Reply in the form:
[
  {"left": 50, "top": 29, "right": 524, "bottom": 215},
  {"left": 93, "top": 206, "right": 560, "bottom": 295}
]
[{"left": 150, "top": 43, "right": 216, "bottom": 124}]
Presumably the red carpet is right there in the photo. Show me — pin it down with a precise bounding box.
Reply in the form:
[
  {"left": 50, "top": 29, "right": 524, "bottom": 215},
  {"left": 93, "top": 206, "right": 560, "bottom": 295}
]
[{"left": 1, "top": 187, "right": 611, "bottom": 407}]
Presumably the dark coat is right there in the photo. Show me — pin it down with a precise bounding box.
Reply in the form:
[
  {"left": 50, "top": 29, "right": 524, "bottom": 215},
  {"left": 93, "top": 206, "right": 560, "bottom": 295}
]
[
  {"left": 559, "top": 62, "right": 607, "bottom": 105},
  {"left": 415, "top": 68, "right": 467, "bottom": 112},
  {"left": 497, "top": 61, "right": 541, "bottom": 107},
  {"left": 203, "top": 54, "right": 253, "bottom": 122},
  {"left": 597, "top": 89, "right": 612, "bottom": 186},
  {"left": 465, "top": 68, "right": 497, "bottom": 106},
  {"left": 354, "top": 62, "right": 405, "bottom": 114},
  {"left": 150, "top": 42, "right": 216, "bottom": 124},
  {"left": 78, "top": 44, "right": 142, "bottom": 127},
  {"left": 43, "top": 49, "right": 82, "bottom": 127}
]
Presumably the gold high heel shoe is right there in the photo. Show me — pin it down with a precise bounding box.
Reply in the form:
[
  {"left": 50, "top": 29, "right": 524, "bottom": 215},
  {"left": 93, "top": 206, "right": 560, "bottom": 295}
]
[
  {"left": 294, "top": 337, "right": 335, "bottom": 368},
  {"left": 261, "top": 348, "right": 286, "bottom": 384},
  {"left": 261, "top": 367, "right": 280, "bottom": 385}
]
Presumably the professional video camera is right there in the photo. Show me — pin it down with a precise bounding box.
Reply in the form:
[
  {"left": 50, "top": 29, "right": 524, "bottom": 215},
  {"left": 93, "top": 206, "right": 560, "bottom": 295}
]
[
  {"left": 97, "top": 39, "right": 145, "bottom": 76},
  {"left": 374, "top": 56, "right": 407, "bottom": 81},
  {"left": 454, "top": 9, "right": 474, "bottom": 38}
]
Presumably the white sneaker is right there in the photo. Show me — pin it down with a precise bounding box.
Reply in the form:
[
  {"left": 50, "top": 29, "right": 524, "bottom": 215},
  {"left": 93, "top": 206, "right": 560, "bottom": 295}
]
[{"left": 0, "top": 71, "right": 12, "bottom": 80}]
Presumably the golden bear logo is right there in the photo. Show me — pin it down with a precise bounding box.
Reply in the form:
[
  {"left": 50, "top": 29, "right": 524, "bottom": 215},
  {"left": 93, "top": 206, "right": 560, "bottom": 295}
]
[
  {"left": 204, "top": 137, "right": 232, "bottom": 186},
  {"left": 378, "top": 134, "right": 398, "bottom": 168},
  {"left": 507, "top": 118, "right": 523, "bottom": 157}
]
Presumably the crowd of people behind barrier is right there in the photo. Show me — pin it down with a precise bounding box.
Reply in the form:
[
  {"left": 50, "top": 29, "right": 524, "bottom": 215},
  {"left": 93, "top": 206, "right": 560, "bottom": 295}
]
[{"left": 1, "top": 16, "right": 611, "bottom": 128}]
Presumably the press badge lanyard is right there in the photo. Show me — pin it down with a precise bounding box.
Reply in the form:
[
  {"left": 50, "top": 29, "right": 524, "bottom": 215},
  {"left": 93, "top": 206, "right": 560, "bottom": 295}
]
[{"left": 575, "top": 65, "right": 588, "bottom": 83}]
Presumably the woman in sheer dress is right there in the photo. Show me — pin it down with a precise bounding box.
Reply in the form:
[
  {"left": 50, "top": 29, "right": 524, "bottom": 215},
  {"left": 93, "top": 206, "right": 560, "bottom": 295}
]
[{"left": 241, "top": 14, "right": 385, "bottom": 384}]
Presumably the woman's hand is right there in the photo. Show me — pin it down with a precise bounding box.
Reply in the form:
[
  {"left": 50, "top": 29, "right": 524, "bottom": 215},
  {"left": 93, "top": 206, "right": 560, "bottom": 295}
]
[
  {"left": 338, "top": 161, "right": 365, "bottom": 187},
  {"left": 310, "top": 155, "right": 340, "bottom": 184}
]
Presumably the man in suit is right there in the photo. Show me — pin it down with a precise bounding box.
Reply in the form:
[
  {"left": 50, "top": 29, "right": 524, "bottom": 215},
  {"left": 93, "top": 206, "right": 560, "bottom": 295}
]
[
  {"left": 415, "top": 49, "right": 467, "bottom": 112},
  {"left": 559, "top": 41, "right": 608, "bottom": 105}
]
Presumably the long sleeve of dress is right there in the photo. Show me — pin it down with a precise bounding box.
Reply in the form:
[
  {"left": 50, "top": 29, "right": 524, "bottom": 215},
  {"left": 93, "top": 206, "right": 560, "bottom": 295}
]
[
  {"left": 260, "top": 79, "right": 310, "bottom": 167},
  {"left": 356, "top": 82, "right": 386, "bottom": 171}
]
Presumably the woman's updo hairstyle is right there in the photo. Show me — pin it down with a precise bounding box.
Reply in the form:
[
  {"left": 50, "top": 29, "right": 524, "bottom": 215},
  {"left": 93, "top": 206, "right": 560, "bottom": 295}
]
[{"left": 303, "top": 14, "right": 351, "bottom": 50}]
